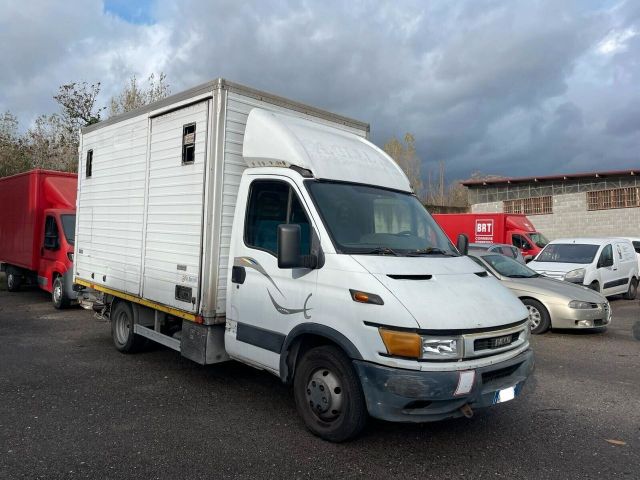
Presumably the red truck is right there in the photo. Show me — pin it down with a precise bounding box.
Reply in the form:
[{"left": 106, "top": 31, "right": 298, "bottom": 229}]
[
  {"left": 0, "top": 169, "right": 77, "bottom": 308},
  {"left": 433, "top": 213, "right": 549, "bottom": 260}
]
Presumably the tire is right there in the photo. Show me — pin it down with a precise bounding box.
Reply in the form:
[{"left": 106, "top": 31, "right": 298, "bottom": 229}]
[
  {"left": 623, "top": 278, "right": 638, "bottom": 300},
  {"left": 293, "top": 345, "right": 367, "bottom": 442},
  {"left": 588, "top": 281, "right": 600, "bottom": 293},
  {"left": 6, "top": 271, "right": 21, "bottom": 292},
  {"left": 52, "top": 276, "right": 70, "bottom": 309},
  {"left": 523, "top": 298, "right": 551, "bottom": 334},
  {"left": 111, "top": 301, "right": 147, "bottom": 353}
]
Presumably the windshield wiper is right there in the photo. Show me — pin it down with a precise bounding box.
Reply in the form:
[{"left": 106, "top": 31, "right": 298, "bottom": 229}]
[
  {"left": 363, "top": 247, "right": 401, "bottom": 256},
  {"left": 405, "top": 247, "right": 457, "bottom": 257}
]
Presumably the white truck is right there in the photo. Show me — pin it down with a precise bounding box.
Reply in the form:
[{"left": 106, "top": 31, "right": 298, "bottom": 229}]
[{"left": 74, "top": 78, "right": 533, "bottom": 441}]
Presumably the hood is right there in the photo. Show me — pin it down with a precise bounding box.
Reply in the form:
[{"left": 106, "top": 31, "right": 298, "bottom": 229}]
[
  {"left": 352, "top": 255, "right": 528, "bottom": 330},
  {"left": 502, "top": 276, "right": 607, "bottom": 303},
  {"left": 528, "top": 261, "right": 588, "bottom": 276}
]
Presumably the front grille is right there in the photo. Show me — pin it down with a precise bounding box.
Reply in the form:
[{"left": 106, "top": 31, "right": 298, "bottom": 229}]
[
  {"left": 474, "top": 332, "right": 520, "bottom": 351},
  {"left": 482, "top": 362, "right": 522, "bottom": 384}
]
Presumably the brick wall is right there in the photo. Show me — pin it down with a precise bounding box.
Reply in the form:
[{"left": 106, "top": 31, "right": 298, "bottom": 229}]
[{"left": 471, "top": 192, "right": 640, "bottom": 240}]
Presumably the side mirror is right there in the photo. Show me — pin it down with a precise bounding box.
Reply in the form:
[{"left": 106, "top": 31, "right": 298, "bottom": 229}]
[
  {"left": 456, "top": 233, "right": 469, "bottom": 256},
  {"left": 278, "top": 224, "right": 302, "bottom": 268}
]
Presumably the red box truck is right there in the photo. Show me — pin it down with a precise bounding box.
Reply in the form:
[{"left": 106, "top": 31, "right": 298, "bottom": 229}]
[
  {"left": 433, "top": 213, "right": 549, "bottom": 260},
  {"left": 0, "top": 169, "right": 77, "bottom": 308}
]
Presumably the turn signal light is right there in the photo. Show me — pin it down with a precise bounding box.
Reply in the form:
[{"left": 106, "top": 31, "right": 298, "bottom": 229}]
[
  {"left": 378, "top": 328, "right": 421, "bottom": 358},
  {"left": 349, "top": 289, "right": 384, "bottom": 305}
]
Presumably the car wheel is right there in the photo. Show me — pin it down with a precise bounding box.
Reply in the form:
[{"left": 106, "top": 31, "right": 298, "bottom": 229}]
[
  {"left": 111, "top": 301, "right": 147, "bottom": 353},
  {"left": 588, "top": 281, "right": 600, "bottom": 293},
  {"left": 6, "top": 271, "right": 21, "bottom": 292},
  {"left": 523, "top": 298, "right": 551, "bottom": 334},
  {"left": 623, "top": 278, "right": 638, "bottom": 300},
  {"left": 52, "top": 276, "right": 70, "bottom": 309},
  {"left": 293, "top": 345, "right": 367, "bottom": 442}
]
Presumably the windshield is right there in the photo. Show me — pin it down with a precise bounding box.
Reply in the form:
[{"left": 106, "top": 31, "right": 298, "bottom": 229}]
[
  {"left": 61, "top": 214, "right": 75, "bottom": 245},
  {"left": 535, "top": 243, "right": 599, "bottom": 264},
  {"left": 306, "top": 181, "right": 457, "bottom": 256},
  {"left": 529, "top": 232, "right": 549, "bottom": 248},
  {"left": 481, "top": 254, "right": 539, "bottom": 278}
]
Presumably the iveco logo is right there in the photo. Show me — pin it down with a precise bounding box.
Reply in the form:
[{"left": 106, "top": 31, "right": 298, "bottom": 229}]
[{"left": 492, "top": 335, "right": 512, "bottom": 348}]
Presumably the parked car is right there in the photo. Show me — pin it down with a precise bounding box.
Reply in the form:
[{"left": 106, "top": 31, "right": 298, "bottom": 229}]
[
  {"left": 469, "top": 251, "right": 611, "bottom": 334},
  {"left": 528, "top": 238, "right": 639, "bottom": 299},
  {"left": 469, "top": 243, "right": 526, "bottom": 264}
]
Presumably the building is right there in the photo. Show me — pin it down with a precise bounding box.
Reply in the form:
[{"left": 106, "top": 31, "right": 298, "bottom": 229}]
[{"left": 463, "top": 170, "right": 640, "bottom": 240}]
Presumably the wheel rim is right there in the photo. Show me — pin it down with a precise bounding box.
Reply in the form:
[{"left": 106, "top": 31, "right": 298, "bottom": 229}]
[
  {"left": 114, "top": 310, "right": 130, "bottom": 345},
  {"left": 527, "top": 305, "right": 542, "bottom": 330},
  {"left": 53, "top": 281, "right": 62, "bottom": 304},
  {"left": 305, "top": 368, "right": 344, "bottom": 422}
]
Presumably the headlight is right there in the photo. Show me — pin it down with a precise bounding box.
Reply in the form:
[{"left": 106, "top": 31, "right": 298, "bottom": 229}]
[
  {"left": 421, "top": 336, "right": 462, "bottom": 360},
  {"left": 378, "top": 328, "right": 462, "bottom": 360},
  {"left": 564, "top": 268, "right": 585, "bottom": 283},
  {"left": 569, "top": 300, "right": 594, "bottom": 309}
]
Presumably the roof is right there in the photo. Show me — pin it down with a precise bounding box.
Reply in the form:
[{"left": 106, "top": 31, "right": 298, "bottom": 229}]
[
  {"left": 462, "top": 169, "right": 639, "bottom": 187},
  {"left": 547, "top": 237, "right": 633, "bottom": 246},
  {"left": 243, "top": 109, "right": 411, "bottom": 192}
]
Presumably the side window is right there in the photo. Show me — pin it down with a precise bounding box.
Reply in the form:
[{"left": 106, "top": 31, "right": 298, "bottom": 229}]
[
  {"left": 245, "top": 181, "right": 311, "bottom": 256},
  {"left": 599, "top": 244, "right": 613, "bottom": 267},
  {"left": 43, "top": 216, "right": 59, "bottom": 250},
  {"left": 86, "top": 150, "right": 93, "bottom": 178},
  {"left": 512, "top": 235, "right": 532, "bottom": 250},
  {"left": 182, "top": 123, "right": 196, "bottom": 165},
  {"left": 632, "top": 241, "right": 640, "bottom": 254}
]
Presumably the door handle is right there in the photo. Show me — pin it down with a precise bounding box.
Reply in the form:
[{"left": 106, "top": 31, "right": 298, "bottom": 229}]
[{"left": 231, "top": 266, "right": 246, "bottom": 284}]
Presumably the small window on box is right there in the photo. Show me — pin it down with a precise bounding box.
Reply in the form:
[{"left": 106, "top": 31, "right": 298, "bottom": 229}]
[
  {"left": 182, "top": 123, "right": 196, "bottom": 165},
  {"left": 86, "top": 150, "right": 93, "bottom": 178}
]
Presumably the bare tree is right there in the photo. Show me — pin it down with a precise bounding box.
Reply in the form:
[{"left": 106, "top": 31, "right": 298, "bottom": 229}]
[
  {"left": 26, "top": 114, "right": 78, "bottom": 173},
  {"left": 383, "top": 133, "right": 424, "bottom": 198},
  {"left": 53, "top": 82, "right": 105, "bottom": 133},
  {"left": 109, "top": 72, "right": 171, "bottom": 117},
  {"left": 0, "top": 111, "right": 30, "bottom": 177}
]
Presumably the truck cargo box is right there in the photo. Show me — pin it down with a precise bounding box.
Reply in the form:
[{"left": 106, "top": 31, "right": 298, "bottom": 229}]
[
  {"left": 0, "top": 170, "right": 76, "bottom": 271},
  {"left": 74, "top": 78, "right": 369, "bottom": 324}
]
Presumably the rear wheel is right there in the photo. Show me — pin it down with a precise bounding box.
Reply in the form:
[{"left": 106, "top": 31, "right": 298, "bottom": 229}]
[
  {"left": 523, "top": 298, "right": 551, "bottom": 334},
  {"left": 293, "top": 345, "right": 367, "bottom": 442},
  {"left": 6, "top": 271, "right": 21, "bottom": 292},
  {"left": 623, "top": 278, "right": 638, "bottom": 300},
  {"left": 52, "top": 276, "right": 70, "bottom": 309},
  {"left": 111, "top": 301, "right": 147, "bottom": 353}
]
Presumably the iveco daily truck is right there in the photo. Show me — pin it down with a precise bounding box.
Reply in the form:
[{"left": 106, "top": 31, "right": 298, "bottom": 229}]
[
  {"left": 74, "top": 79, "right": 533, "bottom": 441},
  {"left": 0, "top": 169, "right": 77, "bottom": 308}
]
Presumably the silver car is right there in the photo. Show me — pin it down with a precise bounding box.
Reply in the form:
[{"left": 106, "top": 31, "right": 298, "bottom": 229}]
[
  {"left": 469, "top": 243, "right": 526, "bottom": 264},
  {"left": 469, "top": 251, "right": 611, "bottom": 334}
]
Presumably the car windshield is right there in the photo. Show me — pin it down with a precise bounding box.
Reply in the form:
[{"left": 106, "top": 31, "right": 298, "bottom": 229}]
[
  {"left": 529, "top": 232, "right": 549, "bottom": 248},
  {"left": 61, "top": 214, "right": 76, "bottom": 245},
  {"left": 306, "top": 181, "right": 458, "bottom": 256},
  {"left": 535, "top": 243, "right": 599, "bottom": 264},
  {"left": 481, "top": 254, "right": 540, "bottom": 278}
]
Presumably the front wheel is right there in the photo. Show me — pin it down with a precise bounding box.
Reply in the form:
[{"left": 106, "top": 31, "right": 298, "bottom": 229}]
[
  {"left": 6, "top": 271, "right": 21, "bottom": 292},
  {"left": 523, "top": 298, "right": 551, "bottom": 334},
  {"left": 293, "top": 345, "right": 367, "bottom": 442},
  {"left": 623, "top": 278, "right": 638, "bottom": 300},
  {"left": 52, "top": 276, "right": 70, "bottom": 309},
  {"left": 588, "top": 281, "right": 600, "bottom": 292}
]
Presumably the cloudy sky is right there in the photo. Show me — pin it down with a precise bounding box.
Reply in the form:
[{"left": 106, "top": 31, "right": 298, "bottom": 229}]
[{"left": 0, "top": 0, "right": 638, "bottom": 181}]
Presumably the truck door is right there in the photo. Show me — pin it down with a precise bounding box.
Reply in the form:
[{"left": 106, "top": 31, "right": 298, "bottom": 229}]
[
  {"left": 38, "top": 215, "right": 60, "bottom": 292},
  {"left": 226, "top": 177, "right": 318, "bottom": 373},
  {"left": 511, "top": 233, "right": 535, "bottom": 260}
]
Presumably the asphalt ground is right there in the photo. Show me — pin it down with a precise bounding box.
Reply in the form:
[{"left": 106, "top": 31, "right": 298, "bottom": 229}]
[{"left": 0, "top": 276, "right": 638, "bottom": 479}]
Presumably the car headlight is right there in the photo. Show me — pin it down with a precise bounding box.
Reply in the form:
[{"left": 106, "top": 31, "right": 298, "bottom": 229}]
[
  {"left": 564, "top": 268, "right": 585, "bottom": 283},
  {"left": 378, "top": 328, "right": 462, "bottom": 360},
  {"left": 569, "top": 300, "right": 594, "bottom": 309}
]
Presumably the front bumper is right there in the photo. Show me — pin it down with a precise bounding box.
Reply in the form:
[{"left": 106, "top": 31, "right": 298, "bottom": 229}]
[
  {"left": 547, "top": 302, "right": 611, "bottom": 329},
  {"left": 354, "top": 349, "right": 534, "bottom": 423}
]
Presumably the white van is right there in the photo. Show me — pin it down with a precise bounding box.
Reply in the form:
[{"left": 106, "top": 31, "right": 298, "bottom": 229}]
[
  {"left": 529, "top": 238, "right": 639, "bottom": 298},
  {"left": 73, "top": 79, "right": 533, "bottom": 442}
]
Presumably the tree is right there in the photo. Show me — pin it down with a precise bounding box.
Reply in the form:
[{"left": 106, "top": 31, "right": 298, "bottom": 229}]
[
  {"left": 0, "top": 111, "right": 30, "bottom": 177},
  {"left": 383, "top": 133, "right": 424, "bottom": 198},
  {"left": 26, "top": 114, "right": 78, "bottom": 173},
  {"left": 53, "top": 82, "right": 104, "bottom": 133},
  {"left": 109, "top": 72, "right": 171, "bottom": 117}
]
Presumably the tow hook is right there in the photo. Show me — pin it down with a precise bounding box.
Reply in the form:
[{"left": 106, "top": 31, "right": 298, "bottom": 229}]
[{"left": 460, "top": 404, "right": 474, "bottom": 418}]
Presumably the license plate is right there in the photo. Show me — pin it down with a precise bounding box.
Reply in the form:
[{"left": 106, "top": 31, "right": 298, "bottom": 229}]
[{"left": 493, "top": 385, "right": 517, "bottom": 404}]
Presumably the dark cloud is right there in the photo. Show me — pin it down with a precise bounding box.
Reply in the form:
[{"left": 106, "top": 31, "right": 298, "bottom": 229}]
[{"left": 0, "top": 0, "right": 638, "bottom": 181}]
